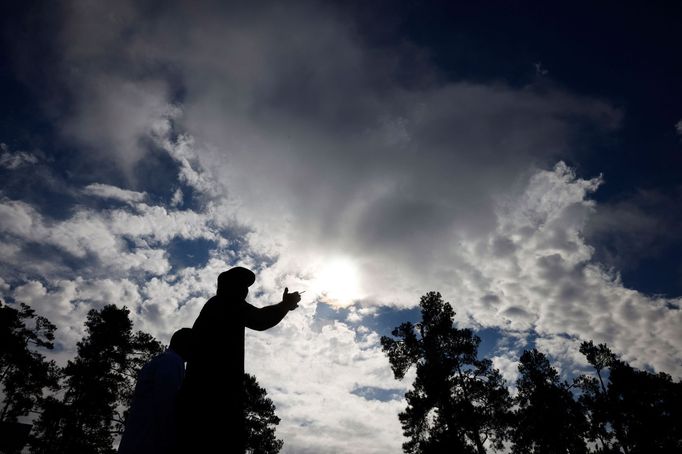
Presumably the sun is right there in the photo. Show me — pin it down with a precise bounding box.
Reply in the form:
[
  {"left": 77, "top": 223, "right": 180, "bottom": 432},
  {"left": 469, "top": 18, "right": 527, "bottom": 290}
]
[{"left": 312, "top": 257, "right": 362, "bottom": 307}]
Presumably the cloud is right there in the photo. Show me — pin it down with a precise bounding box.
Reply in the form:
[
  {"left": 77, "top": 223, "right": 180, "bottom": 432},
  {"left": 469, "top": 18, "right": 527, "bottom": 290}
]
[
  {"left": 451, "top": 163, "right": 682, "bottom": 377},
  {"left": 0, "top": 194, "right": 229, "bottom": 280},
  {"left": 26, "top": 1, "right": 620, "bottom": 293},
  {"left": 534, "top": 62, "right": 549, "bottom": 76},
  {"left": 0, "top": 143, "right": 39, "bottom": 169},
  {"left": 83, "top": 183, "right": 147, "bottom": 203},
  {"left": 3, "top": 1, "right": 681, "bottom": 452},
  {"left": 59, "top": 75, "right": 177, "bottom": 178},
  {"left": 676, "top": 119, "right": 682, "bottom": 136},
  {"left": 4, "top": 159, "right": 682, "bottom": 453},
  {"left": 491, "top": 353, "right": 520, "bottom": 388},
  {"left": 124, "top": 4, "right": 618, "bottom": 314},
  {"left": 170, "top": 188, "right": 183, "bottom": 207},
  {"left": 585, "top": 187, "right": 682, "bottom": 271},
  {"left": 246, "top": 316, "right": 406, "bottom": 453},
  {"left": 0, "top": 277, "right": 9, "bottom": 293},
  {"left": 12, "top": 279, "right": 90, "bottom": 360},
  {"left": 39, "top": 1, "right": 620, "bottom": 258}
]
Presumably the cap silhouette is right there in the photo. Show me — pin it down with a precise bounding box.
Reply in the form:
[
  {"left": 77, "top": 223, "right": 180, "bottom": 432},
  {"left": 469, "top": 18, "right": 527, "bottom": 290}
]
[{"left": 217, "top": 267, "right": 256, "bottom": 294}]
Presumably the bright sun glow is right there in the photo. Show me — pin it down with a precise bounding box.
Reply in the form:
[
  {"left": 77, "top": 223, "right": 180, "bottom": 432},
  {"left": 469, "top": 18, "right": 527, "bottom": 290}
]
[{"left": 312, "top": 257, "right": 362, "bottom": 307}]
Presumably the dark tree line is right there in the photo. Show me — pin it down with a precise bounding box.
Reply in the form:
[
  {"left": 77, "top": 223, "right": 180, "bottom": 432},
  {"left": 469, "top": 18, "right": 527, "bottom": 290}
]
[
  {"left": 0, "top": 300, "right": 283, "bottom": 454},
  {"left": 381, "top": 292, "right": 682, "bottom": 454},
  {"left": 0, "top": 301, "right": 59, "bottom": 424},
  {"left": 5, "top": 293, "right": 681, "bottom": 454}
]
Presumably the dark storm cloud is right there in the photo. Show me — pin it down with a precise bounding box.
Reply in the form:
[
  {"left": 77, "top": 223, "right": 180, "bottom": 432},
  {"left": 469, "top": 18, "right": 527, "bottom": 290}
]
[{"left": 586, "top": 187, "right": 682, "bottom": 270}]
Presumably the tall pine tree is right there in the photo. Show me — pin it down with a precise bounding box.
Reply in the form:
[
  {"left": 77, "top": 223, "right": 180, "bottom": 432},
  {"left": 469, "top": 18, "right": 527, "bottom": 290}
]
[
  {"left": 30, "top": 305, "right": 163, "bottom": 454},
  {"left": 577, "top": 341, "right": 682, "bottom": 453},
  {"left": 28, "top": 303, "right": 284, "bottom": 453},
  {"left": 0, "top": 300, "right": 59, "bottom": 422},
  {"left": 511, "top": 349, "right": 588, "bottom": 454},
  {"left": 381, "top": 292, "right": 511, "bottom": 453},
  {"left": 0, "top": 300, "right": 60, "bottom": 454},
  {"left": 244, "top": 373, "right": 284, "bottom": 454}
]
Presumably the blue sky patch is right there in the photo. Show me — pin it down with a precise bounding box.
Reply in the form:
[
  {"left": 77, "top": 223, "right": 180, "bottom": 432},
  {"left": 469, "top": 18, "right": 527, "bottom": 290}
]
[
  {"left": 351, "top": 385, "right": 404, "bottom": 402},
  {"left": 166, "top": 237, "right": 216, "bottom": 269}
]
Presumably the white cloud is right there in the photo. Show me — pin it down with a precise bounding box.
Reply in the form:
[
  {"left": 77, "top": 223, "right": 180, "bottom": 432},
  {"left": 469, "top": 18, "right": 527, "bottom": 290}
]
[
  {"left": 449, "top": 163, "right": 682, "bottom": 377},
  {"left": 5, "top": 160, "right": 682, "bottom": 453},
  {"left": 154, "top": 134, "right": 220, "bottom": 197},
  {"left": 3, "top": 1, "right": 681, "bottom": 452},
  {"left": 0, "top": 143, "right": 38, "bottom": 169},
  {"left": 0, "top": 277, "right": 9, "bottom": 293},
  {"left": 13, "top": 279, "right": 88, "bottom": 361},
  {"left": 83, "top": 183, "right": 147, "bottom": 203},
  {"left": 491, "top": 353, "right": 520, "bottom": 388},
  {"left": 170, "top": 188, "right": 183, "bottom": 207},
  {"left": 246, "top": 316, "right": 406, "bottom": 453},
  {"left": 0, "top": 194, "right": 233, "bottom": 279},
  {"left": 676, "top": 119, "right": 682, "bottom": 136}
]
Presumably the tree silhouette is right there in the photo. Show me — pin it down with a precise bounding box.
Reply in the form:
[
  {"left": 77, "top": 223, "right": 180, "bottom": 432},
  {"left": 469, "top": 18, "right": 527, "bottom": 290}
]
[
  {"left": 575, "top": 341, "right": 620, "bottom": 453},
  {"left": 577, "top": 341, "right": 682, "bottom": 453},
  {"left": 29, "top": 305, "right": 163, "bottom": 454},
  {"left": 0, "top": 300, "right": 60, "bottom": 422},
  {"left": 244, "top": 373, "right": 284, "bottom": 454},
  {"left": 25, "top": 303, "right": 284, "bottom": 453},
  {"left": 381, "top": 292, "right": 511, "bottom": 453},
  {"left": 13, "top": 291, "right": 678, "bottom": 453},
  {"left": 511, "top": 349, "right": 588, "bottom": 454}
]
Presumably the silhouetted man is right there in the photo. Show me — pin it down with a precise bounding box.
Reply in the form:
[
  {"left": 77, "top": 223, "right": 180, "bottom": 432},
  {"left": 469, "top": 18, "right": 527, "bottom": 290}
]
[
  {"left": 178, "top": 267, "right": 301, "bottom": 453},
  {"left": 118, "top": 328, "right": 192, "bottom": 454}
]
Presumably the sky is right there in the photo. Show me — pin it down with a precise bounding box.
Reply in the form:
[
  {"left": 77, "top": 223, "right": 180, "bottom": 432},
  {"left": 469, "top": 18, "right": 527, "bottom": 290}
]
[{"left": 1, "top": 1, "right": 681, "bottom": 452}]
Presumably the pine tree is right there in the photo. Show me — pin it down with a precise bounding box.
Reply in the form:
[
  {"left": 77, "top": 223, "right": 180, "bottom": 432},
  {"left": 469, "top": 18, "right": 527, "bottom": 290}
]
[
  {"left": 577, "top": 341, "right": 682, "bottom": 453},
  {"left": 0, "top": 300, "right": 60, "bottom": 422},
  {"left": 28, "top": 303, "right": 285, "bottom": 453},
  {"left": 244, "top": 373, "right": 284, "bottom": 454},
  {"left": 29, "top": 305, "right": 163, "bottom": 454},
  {"left": 381, "top": 292, "right": 511, "bottom": 453},
  {"left": 511, "top": 349, "right": 588, "bottom": 454}
]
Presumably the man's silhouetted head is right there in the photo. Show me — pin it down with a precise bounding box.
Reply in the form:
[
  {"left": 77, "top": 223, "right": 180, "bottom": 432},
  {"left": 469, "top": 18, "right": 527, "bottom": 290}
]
[
  {"left": 169, "top": 327, "right": 192, "bottom": 361},
  {"left": 217, "top": 267, "right": 256, "bottom": 299}
]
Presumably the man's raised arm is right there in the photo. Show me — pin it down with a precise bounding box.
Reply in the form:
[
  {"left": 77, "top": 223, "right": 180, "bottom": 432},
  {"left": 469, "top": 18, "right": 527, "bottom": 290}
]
[{"left": 244, "top": 287, "right": 301, "bottom": 331}]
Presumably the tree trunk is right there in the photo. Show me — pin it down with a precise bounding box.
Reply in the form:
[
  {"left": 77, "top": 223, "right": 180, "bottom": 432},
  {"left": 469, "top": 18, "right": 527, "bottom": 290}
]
[{"left": 471, "top": 430, "right": 486, "bottom": 454}]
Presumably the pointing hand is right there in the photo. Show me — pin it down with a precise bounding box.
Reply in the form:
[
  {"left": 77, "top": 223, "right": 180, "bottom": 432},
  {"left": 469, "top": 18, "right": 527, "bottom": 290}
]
[{"left": 282, "top": 287, "right": 302, "bottom": 311}]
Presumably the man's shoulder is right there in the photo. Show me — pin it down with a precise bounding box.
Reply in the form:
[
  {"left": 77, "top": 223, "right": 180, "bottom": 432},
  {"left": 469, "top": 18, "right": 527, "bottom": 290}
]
[
  {"left": 205, "top": 295, "right": 220, "bottom": 306},
  {"left": 193, "top": 296, "right": 253, "bottom": 331},
  {"left": 200, "top": 295, "right": 251, "bottom": 312},
  {"left": 195, "top": 296, "right": 220, "bottom": 318}
]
